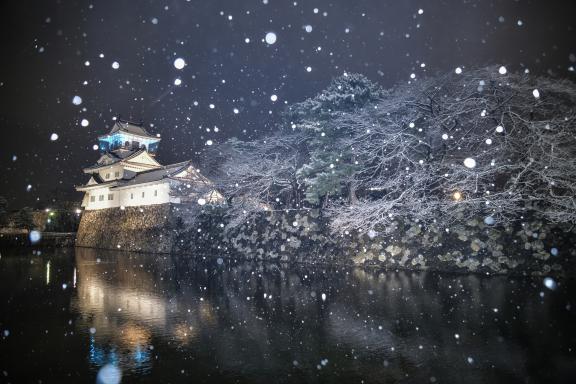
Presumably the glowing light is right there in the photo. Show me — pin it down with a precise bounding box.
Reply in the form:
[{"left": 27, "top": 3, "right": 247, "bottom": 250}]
[
  {"left": 265, "top": 32, "right": 277, "bottom": 44},
  {"left": 304, "top": 25, "right": 313, "bottom": 33},
  {"left": 543, "top": 277, "right": 557, "bottom": 290},
  {"left": 496, "top": 125, "right": 504, "bottom": 133},
  {"left": 532, "top": 89, "right": 540, "bottom": 98},
  {"left": 453, "top": 191, "right": 462, "bottom": 201},
  {"left": 205, "top": 140, "right": 213, "bottom": 146},
  {"left": 498, "top": 66, "right": 507, "bottom": 75},
  {"left": 455, "top": 67, "right": 462, "bottom": 74},
  {"left": 197, "top": 198, "right": 206, "bottom": 206},
  {"left": 81, "top": 119, "right": 89, "bottom": 127},
  {"left": 463, "top": 158, "right": 476, "bottom": 169},
  {"left": 270, "top": 94, "right": 278, "bottom": 102},
  {"left": 50, "top": 133, "right": 59, "bottom": 141},
  {"left": 29, "top": 230, "right": 41, "bottom": 244},
  {"left": 174, "top": 78, "right": 182, "bottom": 86},
  {"left": 111, "top": 61, "right": 120, "bottom": 69},
  {"left": 96, "top": 364, "right": 122, "bottom": 384},
  {"left": 46, "top": 261, "right": 50, "bottom": 285},
  {"left": 72, "top": 95, "right": 82, "bottom": 105},
  {"left": 174, "top": 57, "right": 186, "bottom": 69}
]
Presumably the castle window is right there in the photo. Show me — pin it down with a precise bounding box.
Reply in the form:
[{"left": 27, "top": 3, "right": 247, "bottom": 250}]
[
  {"left": 99, "top": 195, "right": 104, "bottom": 201},
  {"left": 108, "top": 194, "right": 114, "bottom": 201},
  {"left": 141, "top": 191, "right": 145, "bottom": 198},
  {"left": 130, "top": 193, "right": 134, "bottom": 199},
  {"left": 105, "top": 173, "right": 110, "bottom": 179},
  {"left": 124, "top": 141, "right": 130, "bottom": 147},
  {"left": 154, "top": 189, "right": 158, "bottom": 197},
  {"left": 90, "top": 196, "right": 95, "bottom": 203},
  {"left": 114, "top": 171, "right": 120, "bottom": 178}
]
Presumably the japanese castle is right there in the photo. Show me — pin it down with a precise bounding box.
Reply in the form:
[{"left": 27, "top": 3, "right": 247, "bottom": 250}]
[{"left": 77, "top": 119, "right": 223, "bottom": 210}]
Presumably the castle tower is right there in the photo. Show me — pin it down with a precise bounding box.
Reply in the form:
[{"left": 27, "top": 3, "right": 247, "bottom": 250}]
[{"left": 76, "top": 119, "right": 223, "bottom": 210}]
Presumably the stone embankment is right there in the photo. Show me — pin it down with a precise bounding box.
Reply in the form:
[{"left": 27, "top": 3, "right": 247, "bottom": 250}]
[{"left": 74, "top": 204, "right": 574, "bottom": 275}]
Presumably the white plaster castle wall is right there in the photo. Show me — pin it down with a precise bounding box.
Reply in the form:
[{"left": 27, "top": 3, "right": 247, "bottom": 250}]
[
  {"left": 84, "top": 182, "right": 171, "bottom": 210},
  {"left": 97, "top": 164, "right": 124, "bottom": 181},
  {"left": 116, "top": 182, "right": 171, "bottom": 208},
  {"left": 84, "top": 186, "right": 115, "bottom": 210}
]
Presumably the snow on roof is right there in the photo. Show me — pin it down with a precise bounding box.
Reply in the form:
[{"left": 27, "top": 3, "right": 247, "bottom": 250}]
[
  {"left": 109, "top": 119, "right": 154, "bottom": 137},
  {"left": 110, "top": 161, "right": 197, "bottom": 189},
  {"left": 77, "top": 160, "right": 219, "bottom": 195},
  {"left": 82, "top": 149, "right": 146, "bottom": 171}
]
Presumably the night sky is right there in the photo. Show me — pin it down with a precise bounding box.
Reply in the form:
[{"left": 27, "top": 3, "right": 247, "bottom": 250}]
[{"left": 0, "top": 0, "right": 574, "bottom": 209}]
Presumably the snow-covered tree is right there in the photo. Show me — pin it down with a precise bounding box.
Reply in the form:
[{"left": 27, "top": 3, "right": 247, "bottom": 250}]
[
  {"left": 326, "top": 67, "right": 576, "bottom": 233},
  {"left": 211, "top": 67, "right": 576, "bottom": 235},
  {"left": 207, "top": 131, "right": 309, "bottom": 228}
]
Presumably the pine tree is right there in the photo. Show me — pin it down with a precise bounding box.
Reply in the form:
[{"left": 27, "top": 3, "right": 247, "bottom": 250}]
[{"left": 287, "top": 73, "right": 384, "bottom": 206}]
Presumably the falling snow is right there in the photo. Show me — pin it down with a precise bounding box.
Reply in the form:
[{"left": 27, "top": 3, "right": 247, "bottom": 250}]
[
  {"left": 463, "top": 158, "right": 477, "bottom": 169},
  {"left": 174, "top": 58, "right": 186, "bottom": 70},
  {"left": 265, "top": 32, "right": 277, "bottom": 45}
]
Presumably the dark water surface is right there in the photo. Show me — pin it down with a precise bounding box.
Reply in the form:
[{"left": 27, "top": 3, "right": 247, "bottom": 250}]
[{"left": 0, "top": 247, "right": 575, "bottom": 383}]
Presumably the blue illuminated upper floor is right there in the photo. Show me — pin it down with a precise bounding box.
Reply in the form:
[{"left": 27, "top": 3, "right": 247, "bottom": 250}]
[{"left": 98, "top": 133, "right": 160, "bottom": 154}]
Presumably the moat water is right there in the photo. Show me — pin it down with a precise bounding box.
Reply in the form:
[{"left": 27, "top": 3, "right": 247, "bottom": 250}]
[{"left": 0, "top": 247, "right": 574, "bottom": 383}]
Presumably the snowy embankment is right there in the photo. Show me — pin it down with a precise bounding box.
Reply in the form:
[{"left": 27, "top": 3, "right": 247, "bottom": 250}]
[
  {"left": 71, "top": 203, "right": 574, "bottom": 275},
  {"left": 175, "top": 208, "right": 574, "bottom": 276}
]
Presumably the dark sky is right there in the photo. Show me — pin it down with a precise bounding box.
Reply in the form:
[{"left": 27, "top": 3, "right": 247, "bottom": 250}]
[{"left": 0, "top": 0, "right": 574, "bottom": 209}]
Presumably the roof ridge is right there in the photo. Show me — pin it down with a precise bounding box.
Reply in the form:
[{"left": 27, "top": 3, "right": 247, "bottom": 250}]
[
  {"left": 101, "top": 118, "right": 157, "bottom": 138},
  {"left": 123, "top": 148, "right": 146, "bottom": 161},
  {"left": 163, "top": 160, "right": 192, "bottom": 169},
  {"left": 116, "top": 117, "right": 145, "bottom": 127}
]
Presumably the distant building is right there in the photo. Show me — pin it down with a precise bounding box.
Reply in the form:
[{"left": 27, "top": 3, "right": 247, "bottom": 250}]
[{"left": 76, "top": 119, "right": 223, "bottom": 210}]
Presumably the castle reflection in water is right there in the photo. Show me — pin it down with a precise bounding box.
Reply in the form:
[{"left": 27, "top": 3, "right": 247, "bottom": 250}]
[{"left": 62, "top": 247, "right": 574, "bottom": 383}]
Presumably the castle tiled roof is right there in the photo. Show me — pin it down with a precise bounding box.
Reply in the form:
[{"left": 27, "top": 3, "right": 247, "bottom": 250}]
[
  {"left": 99, "top": 119, "right": 158, "bottom": 139},
  {"left": 76, "top": 160, "right": 205, "bottom": 191},
  {"left": 82, "top": 149, "right": 146, "bottom": 171},
  {"left": 110, "top": 161, "right": 193, "bottom": 189}
]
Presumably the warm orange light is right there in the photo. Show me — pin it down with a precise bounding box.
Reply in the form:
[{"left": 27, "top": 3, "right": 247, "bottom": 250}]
[{"left": 453, "top": 191, "right": 462, "bottom": 201}]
